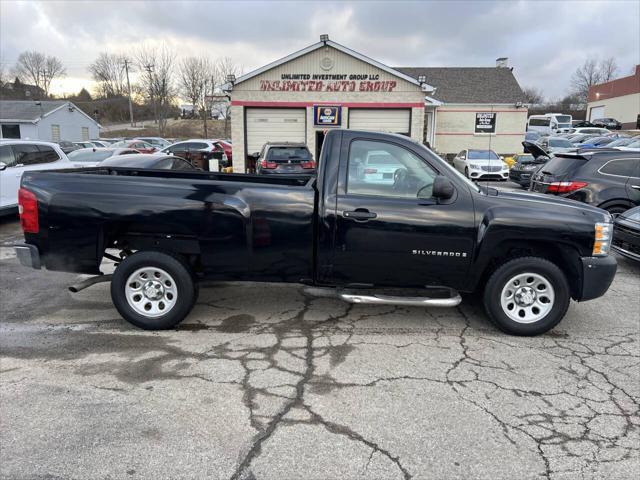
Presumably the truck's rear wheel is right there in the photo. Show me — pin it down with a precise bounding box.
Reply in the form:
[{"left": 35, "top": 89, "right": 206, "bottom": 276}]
[
  {"left": 111, "top": 251, "right": 197, "bottom": 330},
  {"left": 483, "top": 257, "right": 570, "bottom": 336}
]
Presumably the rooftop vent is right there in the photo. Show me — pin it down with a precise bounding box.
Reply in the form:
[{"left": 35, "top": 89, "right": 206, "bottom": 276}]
[{"left": 320, "top": 34, "right": 329, "bottom": 42}]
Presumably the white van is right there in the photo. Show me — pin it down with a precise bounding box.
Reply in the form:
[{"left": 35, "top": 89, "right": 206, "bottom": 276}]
[{"left": 527, "top": 113, "right": 573, "bottom": 135}]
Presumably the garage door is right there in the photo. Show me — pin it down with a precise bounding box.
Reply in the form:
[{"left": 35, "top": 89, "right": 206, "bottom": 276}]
[
  {"left": 590, "top": 106, "right": 605, "bottom": 122},
  {"left": 245, "top": 108, "right": 306, "bottom": 154},
  {"left": 348, "top": 109, "right": 411, "bottom": 135}
]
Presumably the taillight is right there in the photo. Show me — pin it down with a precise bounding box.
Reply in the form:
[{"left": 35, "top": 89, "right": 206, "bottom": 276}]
[
  {"left": 260, "top": 159, "right": 277, "bottom": 169},
  {"left": 18, "top": 188, "right": 39, "bottom": 233},
  {"left": 547, "top": 181, "right": 588, "bottom": 194},
  {"left": 301, "top": 160, "right": 316, "bottom": 169},
  {"left": 364, "top": 168, "right": 378, "bottom": 174}
]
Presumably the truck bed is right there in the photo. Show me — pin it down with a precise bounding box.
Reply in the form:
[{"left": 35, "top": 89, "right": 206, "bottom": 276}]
[{"left": 22, "top": 167, "right": 317, "bottom": 281}]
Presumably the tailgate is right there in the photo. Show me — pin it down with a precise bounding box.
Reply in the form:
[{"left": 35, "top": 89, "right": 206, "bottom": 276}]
[{"left": 530, "top": 156, "right": 588, "bottom": 193}]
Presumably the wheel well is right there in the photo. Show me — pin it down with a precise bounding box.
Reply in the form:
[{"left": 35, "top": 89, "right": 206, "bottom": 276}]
[
  {"left": 477, "top": 240, "right": 581, "bottom": 299},
  {"left": 597, "top": 199, "right": 633, "bottom": 212}
]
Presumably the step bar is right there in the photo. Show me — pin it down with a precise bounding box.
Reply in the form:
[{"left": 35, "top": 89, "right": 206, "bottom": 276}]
[{"left": 305, "top": 287, "right": 461, "bottom": 307}]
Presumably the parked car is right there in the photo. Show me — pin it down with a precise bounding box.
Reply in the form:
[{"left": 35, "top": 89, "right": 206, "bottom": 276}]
[
  {"left": 134, "top": 137, "right": 171, "bottom": 149},
  {"left": 13, "top": 129, "right": 617, "bottom": 336},
  {"left": 160, "top": 139, "right": 218, "bottom": 155},
  {"left": 508, "top": 152, "right": 547, "bottom": 188},
  {"left": 90, "top": 140, "right": 110, "bottom": 148},
  {"left": 57, "top": 140, "right": 80, "bottom": 154},
  {"left": 110, "top": 140, "right": 157, "bottom": 153},
  {"left": 67, "top": 147, "right": 141, "bottom": 167},
  {"left": 529, "top": 150, "right": 640, "bottom": 215},
  {"left": 616, "top": 139, "right": 640, "bottom": 152},
  {"left": 572, "top": 120, "right": 594, "bottom": 128},
  {"left": 567, "top": 134, "right": 600, "bottom": 146},
  {"left": 606, "top": 136, "right": 639, "bottom": 148},
  {"left": 611, "top": 206, "right": 640, "bottom": 261},
  {"left": 567, "top": 127, "right": 611, "bottom": 136},
  {"left": 537, "top": 136, "right": 575, "bottom": 154},
  {"left": 592, "top": 118, "right": 622, "bottom": 130},
  {"left": 99, "top": 154, "right": 197, "bottom": 170},
  {"left": 576, "top": 136, "right": 620, "bottom": 149},
  {"left": 452, "top": 149, "right": 509, "bottom": 181},
  {"left": 255, "top": 143, "right": 315, "bottom": 175},
  {"left": 0, "top": 140, "right": 73, "bottom": 215},
  {"left": 74, "top": 141, "right": 95, "bottom": 149}
]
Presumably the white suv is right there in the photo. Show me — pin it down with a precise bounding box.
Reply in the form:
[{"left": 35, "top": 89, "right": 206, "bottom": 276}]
[{"left": 0, "top": 140, "right": 74, "bottom": 215}]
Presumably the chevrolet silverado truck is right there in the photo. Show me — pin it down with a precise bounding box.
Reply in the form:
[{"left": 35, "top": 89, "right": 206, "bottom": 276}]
[{"left": 14, "top": 130, "right": 617, "bottom": 335}]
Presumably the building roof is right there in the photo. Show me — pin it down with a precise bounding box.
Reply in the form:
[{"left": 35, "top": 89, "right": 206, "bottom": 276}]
[
  {"left": 229, "top": 38, "right": 433, "bottom": 92},
  {"left": 396, "top": 67, "right": 527, "bottom": 104},
  {"left": 0, "top": 100, "right": 100, "bottom": 127}
]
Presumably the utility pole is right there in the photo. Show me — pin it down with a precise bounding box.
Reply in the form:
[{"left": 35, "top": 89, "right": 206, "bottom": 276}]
[
  {"left": 203, "top": 77, "right": 208, "bottom": 139},
  {"left": 123, "top": 58, "right": 135, "bottom": 127},
  {"left": 144, "top": 64, "right": 157, "bottom": 125}
]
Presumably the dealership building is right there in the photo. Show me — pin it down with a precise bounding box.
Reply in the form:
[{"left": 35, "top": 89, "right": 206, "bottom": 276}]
[
  {"left": 227, "top": 36, "right": 527, "bottom": 172},
  {"left": 587, "top": 65, "right": 640, "bottom": 129}
]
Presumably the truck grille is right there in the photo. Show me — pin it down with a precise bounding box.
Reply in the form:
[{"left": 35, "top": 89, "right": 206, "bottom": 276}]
[{"left": 612, "top": 223, "right": 640, "bottom": 255}]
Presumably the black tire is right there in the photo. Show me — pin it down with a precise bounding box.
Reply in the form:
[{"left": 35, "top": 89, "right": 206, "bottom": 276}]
[
  {"left": 603, "top": 205, "right": 628, "bottom": 217},
  {"left": 111, "top": 251, "right": 198, "bottom": 330},
  {"left": 464, "top": 167, "right": 469, "bottom": 178},
  {"left": 483, "top": 257, "right": 570, "bottom": 336}
]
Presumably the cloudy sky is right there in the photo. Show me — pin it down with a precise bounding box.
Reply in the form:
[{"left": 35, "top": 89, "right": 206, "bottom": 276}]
[{"left": 1, "top": 0, "right": 638, "bottom": 100}]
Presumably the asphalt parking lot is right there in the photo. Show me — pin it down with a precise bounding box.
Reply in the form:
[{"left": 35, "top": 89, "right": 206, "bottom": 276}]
[{"left": 1, "top": 191, "right": 639, "bottom": 479}]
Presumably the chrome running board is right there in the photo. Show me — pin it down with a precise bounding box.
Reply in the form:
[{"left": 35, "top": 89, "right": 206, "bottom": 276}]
[{"left": 304, "top": 287, "right": 461, "bottom": 307}]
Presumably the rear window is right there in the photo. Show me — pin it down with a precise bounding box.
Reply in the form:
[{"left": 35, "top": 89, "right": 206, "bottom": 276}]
[
  {"left": 529, "top": 118, "right": 550, "bottom": 126},
  {"left": 468, "top": 150, "right": 499, "bottom": 160},
  {"left": 517, "top": 154, "right": 536, "bottom": 163},
  {"left": 548, "top": 138, "right": 573, "bottom": 148},
  {"left": 541, "top": 156, "right": 587, "bottom": 175},
  {"left": 267, "top": 147, "right": 311, "bottom": 161}
]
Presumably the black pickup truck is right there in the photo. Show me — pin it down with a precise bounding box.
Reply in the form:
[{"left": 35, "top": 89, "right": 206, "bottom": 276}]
[{"left": 14, "top": 130, "right": 617, "bottom": 335}]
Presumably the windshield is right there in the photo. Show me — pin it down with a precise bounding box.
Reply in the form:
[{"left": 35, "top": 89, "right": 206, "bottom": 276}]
[
  {"left": 625, "top": 140, "right": 640, "bottom": 148},
  {"left": 549, "top": 138, "right": 573, "bottom": 148},
  {"left": 468, "top": 150, "right": 499, "bottom": 160},
  {"left": 556, "top": 115, "right": 571, "bottom": 126},
  {"left": 517, "top": 154, "right": 536, "bottom": 163},
  {"left": 607, "top": 137, "right": 632, "bottom": 147},
  {"left": 67, "top": 149, "right": 114, "bottom": 162}
]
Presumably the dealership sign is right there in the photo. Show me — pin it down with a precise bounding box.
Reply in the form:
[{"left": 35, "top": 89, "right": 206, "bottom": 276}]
[
  {"left": 475, "top": 112, "right": 496, "bottom": 133},
  {"left": 314, "top": 106, "right": 342, "bottom": 126},
  {"left": 260, "top": 73, "right": 397, "bottom": 92}
]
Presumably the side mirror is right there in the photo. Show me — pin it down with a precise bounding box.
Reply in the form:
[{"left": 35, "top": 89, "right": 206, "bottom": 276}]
[
  {"left": 432, "top": 175, "right": 455, "bottom": 200},
  {"left": 0, "top": 162, "right": 7, "bottom": 171},
  {"left": 460, "top": 155, "right": 466, "bottom": 160},
  {"left": 499, "top": 155, "right": 504, "bottom": 160}
]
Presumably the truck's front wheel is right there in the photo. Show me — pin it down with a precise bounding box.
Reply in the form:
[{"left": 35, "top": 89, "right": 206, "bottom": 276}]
[
  {"left": 111, "top": 251, "right": 198, "bottom": 330},
  {"left": 483, "top": 257, "right": 570, "bottom": 336}
]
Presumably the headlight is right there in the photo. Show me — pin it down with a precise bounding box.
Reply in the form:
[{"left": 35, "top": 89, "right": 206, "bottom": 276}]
[
  {"left": 502, "top": 162, "right": 509, "bottom": 169},
  {"left": 469, "top": 164, "right": 480, "bottom": 169},
  {"left": 592, "top": 222, "right": 612, "bottom": 256}
]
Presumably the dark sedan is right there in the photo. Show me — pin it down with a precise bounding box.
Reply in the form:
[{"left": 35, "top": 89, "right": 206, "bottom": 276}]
[
  {"left": 592, "top": 118, "right": 622, "bottom": 130},
  {"left": 99, "top": 154, "right": 197, "bottom": 170},
  {"left": 612, "top": 206, "right": 640, "bottom": 262},
  {"left": 508, "top": 153, "right": 546, "bottom": 188}
]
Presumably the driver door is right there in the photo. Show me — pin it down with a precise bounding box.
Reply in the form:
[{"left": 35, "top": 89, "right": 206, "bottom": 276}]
[{"left": 332, "top": 136, "right": 475, "bottom": 289}]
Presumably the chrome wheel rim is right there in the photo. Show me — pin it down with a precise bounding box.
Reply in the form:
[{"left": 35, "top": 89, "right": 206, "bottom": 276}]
[
  {"left": 500, "top": 272, "right": 555, "bottom": 324},
  {"left": 125, "top": 267, "right": 178, "bottom": 317}
]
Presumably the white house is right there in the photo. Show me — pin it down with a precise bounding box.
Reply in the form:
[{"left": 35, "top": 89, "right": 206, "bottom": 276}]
[{"left": 0, "top": 100, "right": 101, "bottom": 142}]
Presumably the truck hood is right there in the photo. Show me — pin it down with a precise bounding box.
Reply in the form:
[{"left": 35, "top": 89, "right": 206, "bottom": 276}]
[{"left": 495, "top": 188, "right": 610, "bottom": 221}]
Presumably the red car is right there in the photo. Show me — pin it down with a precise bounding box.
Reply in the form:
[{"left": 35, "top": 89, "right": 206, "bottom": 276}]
[{"left": 110, "top": 140, "right": 157, "bottom": 154}]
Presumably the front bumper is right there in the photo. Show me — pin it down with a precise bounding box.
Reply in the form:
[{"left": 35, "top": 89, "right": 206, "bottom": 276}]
[
  {"left": 578, "top": 255, "right": 617, "bottom": 301},
  {"left": 13, "top": 243, "right": 41, "bottom": 269}
]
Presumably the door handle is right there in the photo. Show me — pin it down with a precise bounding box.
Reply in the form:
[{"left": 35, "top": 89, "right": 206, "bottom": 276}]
[{"left": 343, "top": 209, "right": 377, "bottom": 221}]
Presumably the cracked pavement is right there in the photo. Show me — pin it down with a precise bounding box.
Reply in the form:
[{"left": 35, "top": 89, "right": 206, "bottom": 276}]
[{"left": 1, "top": 218, "right": 639, "bottom": 479}]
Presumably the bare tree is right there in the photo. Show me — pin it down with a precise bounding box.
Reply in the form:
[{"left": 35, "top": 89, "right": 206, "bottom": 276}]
[
  {"left": 88, "top": 53, "right": 128, "bottom": 98},
  {"left": 14, "top": 50, "right": 66, "bottom": 96},
  {"left": 137, "top": 44, "right": 177, "bottom": 135},
  {"left": 179, "top": 56, "right": 215, "bottom": 136},
  {"left": 599, "top": 57, "right": 618, "bottom": 83},
  {"left": 214, "top": 57, "right": 243, "bottom": 137},
  {"left": 522, "top": 86, "right": 544, "bottom": 105},
  {"left": 570, "top": 56, "right": 620, "bottom": 104}
]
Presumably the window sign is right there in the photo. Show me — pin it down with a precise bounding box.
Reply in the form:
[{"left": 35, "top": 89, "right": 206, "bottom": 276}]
[
  {"left": 314, "top": 105, "right": 342, "bottom": 127},
  {"left": 475, "top": 112, "right": 496, "bottom": 133}
]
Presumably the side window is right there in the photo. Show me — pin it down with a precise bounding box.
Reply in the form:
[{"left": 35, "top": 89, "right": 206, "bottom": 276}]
[
  {"left": 12, "top": 144, "right": 40, "bottom": 166},
  {"left": 191, "top": 142, "right": 208, "bottom": 150},
  {"left": 172, "top": 158, "right": 193, "bottom": 170},
  {"left": 37, "top": 145, "right": 61, "bottom": 163},
  {"left": 154, "top": 158, "right": 175, "bottom": 169},
  {"left": 600, "top": 159, "right": 638, "bottom": 177},
  {"left": 346, "top": 140, "right": 438, "bottom": 199},
  {"left": 0, "top": 145, "right": 17, "bottom": 167}
]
